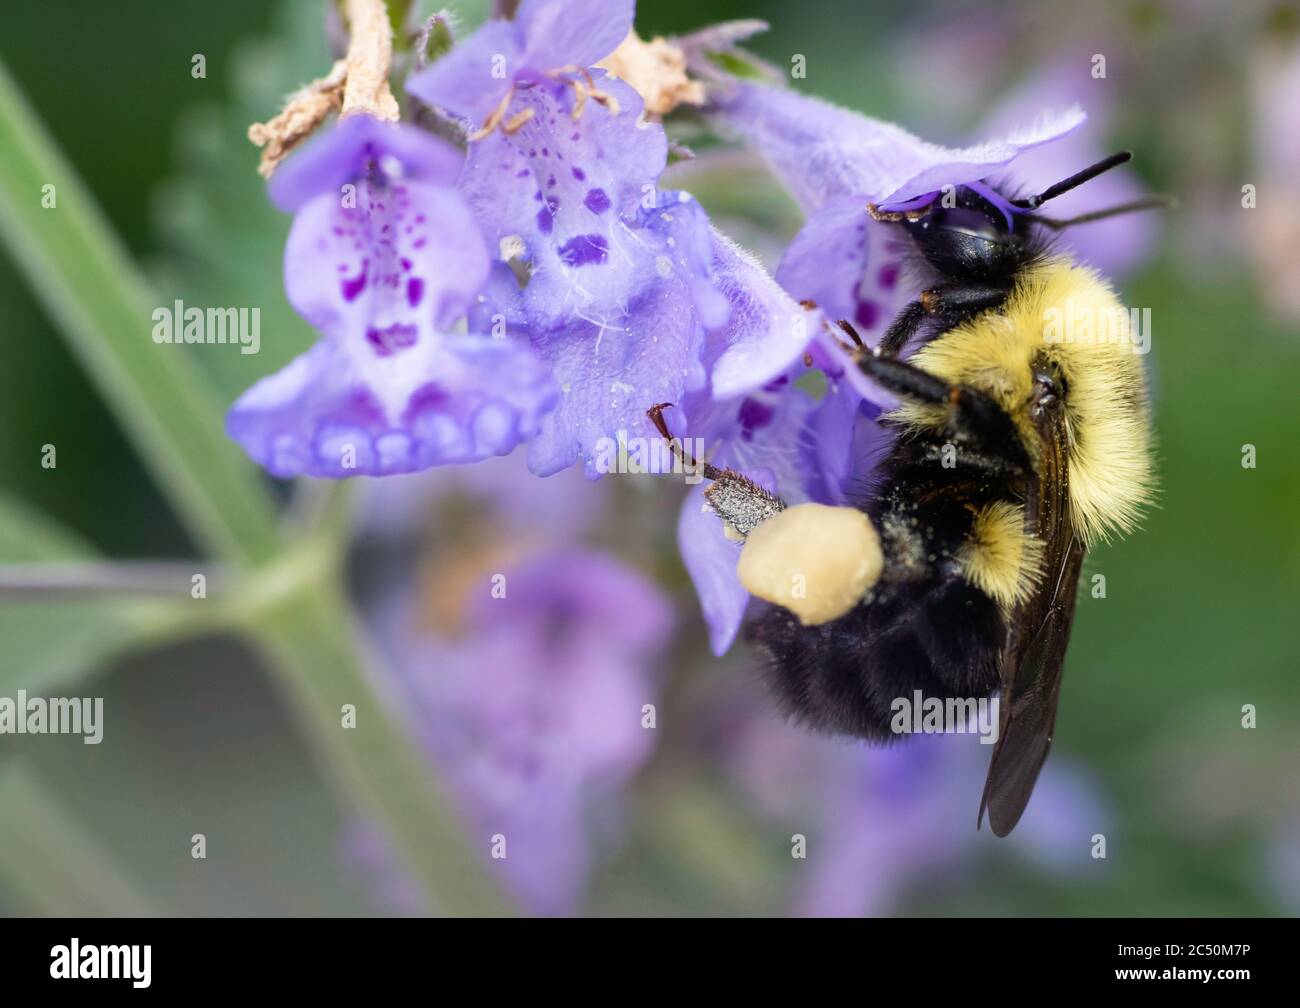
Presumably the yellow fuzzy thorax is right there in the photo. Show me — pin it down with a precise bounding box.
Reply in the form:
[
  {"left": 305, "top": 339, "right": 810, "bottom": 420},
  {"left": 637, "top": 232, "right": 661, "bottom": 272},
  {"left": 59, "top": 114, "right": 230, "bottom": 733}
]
[{"left": 893, "top": 257, "right": 1156, "bottom": 547}]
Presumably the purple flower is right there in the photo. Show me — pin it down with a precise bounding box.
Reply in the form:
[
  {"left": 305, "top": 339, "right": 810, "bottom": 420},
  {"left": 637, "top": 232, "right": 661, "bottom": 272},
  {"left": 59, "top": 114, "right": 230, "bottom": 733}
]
[
  {"left": 391, "top": 547, "right": 672, "bottom": 915},
  {"left": 227, "top": 115, "right": 557, "bottom": 477},
  {"left": 710, "top": 80, "right": 1085, "bottom": 214},
  {"left": 710, "top": 79, "right": 1083, "bottom": 345},
  {"left": 409, "top": 5, "right": 812, "bottom": 477},
  {"left": 1250, "top": 39, "right": 1300, "bottom": 324},
  {"left": 405, "top": 0, "right": 635, "bottom": 130},
  {"left": 723, "top": 707, "right": 1110, "bottom": 916}
]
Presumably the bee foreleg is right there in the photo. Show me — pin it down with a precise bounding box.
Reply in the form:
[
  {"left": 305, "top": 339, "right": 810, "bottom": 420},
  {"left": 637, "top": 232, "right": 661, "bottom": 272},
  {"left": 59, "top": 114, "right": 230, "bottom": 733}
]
[
  {"left": 878, "top": 282, "right": 1010, "bottom": 355},
  {"left": 856, "top": 353, "right": 1029, "bottom": 468}
]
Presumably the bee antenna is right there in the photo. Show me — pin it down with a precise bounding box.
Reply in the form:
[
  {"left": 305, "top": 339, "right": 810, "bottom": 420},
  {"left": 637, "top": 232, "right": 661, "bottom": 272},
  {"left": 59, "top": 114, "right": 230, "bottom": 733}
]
[
  {"left": 1026, "top": 194, "right": 1177, "bottom": 231},
  {"left": 1011, "top": 151, "right": 1133, "bottom": 210}
]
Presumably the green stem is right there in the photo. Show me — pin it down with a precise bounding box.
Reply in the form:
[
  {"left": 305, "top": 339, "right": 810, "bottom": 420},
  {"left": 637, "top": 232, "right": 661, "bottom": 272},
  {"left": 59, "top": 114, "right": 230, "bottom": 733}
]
[
  {"left": 0, "top": 60, "right": 279, "bottom": 565},
  {"left": 0, "top": 764, "right": 157, "bottom": 916},
  {"left": 0, "top": 61, "right": 509, "bottom": 915},
  {"left": 249, "top": 577, "right": 513, "bottom": 916}
]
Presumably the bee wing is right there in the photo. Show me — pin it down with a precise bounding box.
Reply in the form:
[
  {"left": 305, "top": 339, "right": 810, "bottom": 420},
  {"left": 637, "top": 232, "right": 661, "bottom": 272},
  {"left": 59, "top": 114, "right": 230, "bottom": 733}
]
[
  {"left": 978, "top": 536, "right": 1085, "bottom": 836},
  {"left": 978, "top": 404, "right": 1084, "bottom": 837}
]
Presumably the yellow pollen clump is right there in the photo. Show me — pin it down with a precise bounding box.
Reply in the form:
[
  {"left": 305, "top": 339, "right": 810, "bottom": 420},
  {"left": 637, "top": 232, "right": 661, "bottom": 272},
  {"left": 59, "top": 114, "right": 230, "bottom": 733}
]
[{"left": 737, "top": 503, "right": 883, "bottom": 626}]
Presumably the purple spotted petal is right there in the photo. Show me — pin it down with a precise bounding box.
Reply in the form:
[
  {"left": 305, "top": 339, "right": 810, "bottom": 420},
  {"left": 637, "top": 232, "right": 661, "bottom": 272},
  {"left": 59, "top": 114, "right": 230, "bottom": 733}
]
[
  {"left": 710, "top": 81, "right": 1085, "bottom": 210},
  {"left": 405, "top": 18, "right": 523, "bottom": 126},
  {"left": 268, "top": 114, "right": 463, "bottom": 213},
  {"left": 286, "top": 174, "right": 489, "bottom": 336},
  {"left": 517, "top": 0, "right": 633, "bottom": 71},
  {"left": 227, "top": 333, "right": 557, "bottom": 478},
  {"left": 517, "top": 186, "right": 719, "bottom": 477},
  {"left": 459, "top": 76, "right": 669, "bottom": 330},
  {"left": 775, "top": 195, "right": 912, "bottom": 344}
]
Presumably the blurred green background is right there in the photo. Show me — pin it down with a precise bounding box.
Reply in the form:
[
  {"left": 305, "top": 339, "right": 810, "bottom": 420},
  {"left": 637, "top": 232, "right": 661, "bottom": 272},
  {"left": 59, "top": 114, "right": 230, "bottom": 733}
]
[{"left": 0, "top": 0, "right": 1297, "bottom": 916}]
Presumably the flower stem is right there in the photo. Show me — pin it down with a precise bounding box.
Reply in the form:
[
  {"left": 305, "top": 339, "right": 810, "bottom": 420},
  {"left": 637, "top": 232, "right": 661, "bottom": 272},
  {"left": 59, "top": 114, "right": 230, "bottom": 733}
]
[
  {"left": 0, "top": 764, "right": 157, "bottom": 915},
  {"left": 0, "top": 58, "right": 510, "bottom": 916},
  {"left": 248, "top": 577, "right": 513, "bottom": 916}
]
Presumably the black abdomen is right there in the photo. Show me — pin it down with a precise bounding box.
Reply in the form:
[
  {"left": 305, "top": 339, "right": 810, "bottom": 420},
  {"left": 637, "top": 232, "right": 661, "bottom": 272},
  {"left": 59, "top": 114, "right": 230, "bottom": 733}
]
[{"left": 744, "top": 432, "right": 1013, "bottom": 740}]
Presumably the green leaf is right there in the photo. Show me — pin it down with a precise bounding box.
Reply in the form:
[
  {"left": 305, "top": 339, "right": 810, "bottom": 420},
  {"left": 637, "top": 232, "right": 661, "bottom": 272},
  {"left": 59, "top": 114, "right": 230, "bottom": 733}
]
[
  {"left": 705, "top": 48, "right": 777, "bottom": 82},
  {"left": 0, "top": 491, "right": 94, "bottom": 561},
  {"left": 0, "top": 763, "right": 157, "bottom": 915},
  {"left": 0, "top": 59, "right": 280, "bottom": 566},
  {"left": 420, "top": 13, "right": 456, "bottom": 65},
  {"left": 150, "top": 0, "right": 328, "bottom": 406}
]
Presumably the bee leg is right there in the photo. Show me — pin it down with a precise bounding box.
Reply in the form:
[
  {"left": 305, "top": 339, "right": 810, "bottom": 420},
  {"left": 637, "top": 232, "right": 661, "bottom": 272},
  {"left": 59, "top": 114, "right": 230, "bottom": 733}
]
[
  {"left": 878, "top": 282, "right": 1011, "bottom": 355},
  {"left": 647, "top": 403, "right": 786, "bottom": 539},
  {"left": 878, "top": 302, "right": 927, "bottom": 356},
  {"left": 856, "top": 352, "right": 1028, "bottom": 467}
]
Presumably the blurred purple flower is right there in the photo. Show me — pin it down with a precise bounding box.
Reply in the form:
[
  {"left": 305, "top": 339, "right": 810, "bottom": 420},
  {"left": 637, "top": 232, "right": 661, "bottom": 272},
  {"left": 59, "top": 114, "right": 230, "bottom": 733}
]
[
  {"left": 1250, "top": 38, "right": 1300, "bottom": 324},
  {"left": 724, "top": 709, "right": 1110, "bottom": 916},
  {"left": 391, "top": 547, "right": 671, "bottom": 915},
  {"left": 227, "top": 115, "right": 556, "bottom": 477}
]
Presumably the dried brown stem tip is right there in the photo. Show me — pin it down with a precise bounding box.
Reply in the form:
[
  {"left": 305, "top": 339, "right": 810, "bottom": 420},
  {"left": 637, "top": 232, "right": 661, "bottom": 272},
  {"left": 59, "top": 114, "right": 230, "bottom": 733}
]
[
  {"left": 340, "top": 0, "right": 400, "bottom": 122},
  {"left": 247, "top": 0, "right": 398, "bottom": 178},
  {"left": 597, "top": 30, "right": 705, "bottom": 117}
]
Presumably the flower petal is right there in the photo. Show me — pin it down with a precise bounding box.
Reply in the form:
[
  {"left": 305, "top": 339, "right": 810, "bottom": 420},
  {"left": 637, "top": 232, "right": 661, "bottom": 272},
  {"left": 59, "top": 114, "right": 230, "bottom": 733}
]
[
  {"left": 678, "top": 483, "right": 749, "bottom": 656},
  {"left": 711, "top": 80, "right": 1084, "bottom": 210},
  {"left": 405, "top": 18, "right": 523, "bottom": 126},
  {"left": 268, "top": 114, "right": 464, "bottom": 213},
  {"left": 707, "top": 231, "right": 815, "bottom": 400},
  {"left": 459, "top": 77, "right": 669, "bottom": 330},
  {"left": 775, "top": 195, "right": 911, "bottom": 341},
  {"left": 524, "top": 263, "right": 709, "bottom": 477},
  {"left": 517, "top": 0, "right": 634, "bottom": 71},
  {"left": 285, "top": 176, "right": 489, "bottom": 337},
  {"left": 227, "top": 332, "right": 557, "bottom": 478}
]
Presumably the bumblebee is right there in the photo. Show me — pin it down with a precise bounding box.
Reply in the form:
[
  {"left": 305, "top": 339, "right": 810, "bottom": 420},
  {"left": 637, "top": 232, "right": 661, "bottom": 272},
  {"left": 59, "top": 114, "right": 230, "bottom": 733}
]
[{"left": 655, "top": 153, "right": 1162, "bottom": 836}]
